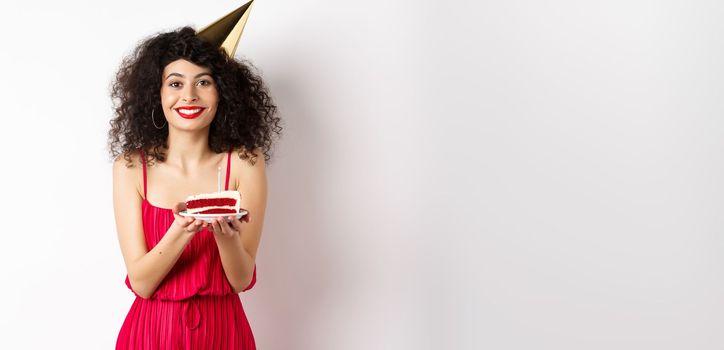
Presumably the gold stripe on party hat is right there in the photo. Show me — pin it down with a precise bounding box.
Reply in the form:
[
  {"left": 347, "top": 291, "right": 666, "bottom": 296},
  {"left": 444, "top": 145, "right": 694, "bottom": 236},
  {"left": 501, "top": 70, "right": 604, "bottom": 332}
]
[{"left": 196, "top": 0, "right": 255, "bottom": 58}]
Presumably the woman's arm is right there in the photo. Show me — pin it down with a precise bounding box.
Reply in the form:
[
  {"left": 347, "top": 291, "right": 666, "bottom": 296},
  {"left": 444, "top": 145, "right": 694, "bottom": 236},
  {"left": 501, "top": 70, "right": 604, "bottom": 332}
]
[
  {"left": 113, "top": 155, "right": 205, "bottom": 299},
  {"left": 213, "top": 152, "right": 268, "bottom": 293},
  {"left": 215, "top": 230, "right": 257, "bottom": 293}
]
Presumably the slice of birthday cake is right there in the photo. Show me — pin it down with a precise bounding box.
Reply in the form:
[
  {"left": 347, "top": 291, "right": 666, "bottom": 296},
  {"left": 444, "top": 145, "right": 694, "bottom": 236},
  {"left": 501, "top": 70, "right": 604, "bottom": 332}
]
[{"left": 184, "top": 190, "right": 241, "bottom": 214}]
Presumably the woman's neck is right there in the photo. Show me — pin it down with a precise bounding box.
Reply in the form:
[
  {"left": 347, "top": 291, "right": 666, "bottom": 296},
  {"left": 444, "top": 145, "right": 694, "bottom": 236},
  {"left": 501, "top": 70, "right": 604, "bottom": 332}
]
[{"left": 164, "top": 128, "right": 215, "bottom": 171}]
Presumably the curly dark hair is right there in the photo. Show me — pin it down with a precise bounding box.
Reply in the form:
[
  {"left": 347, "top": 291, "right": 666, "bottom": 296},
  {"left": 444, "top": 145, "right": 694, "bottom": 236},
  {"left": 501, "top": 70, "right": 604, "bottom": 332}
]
[{"left": 107, "top": 26, "right": 281, "bottom": 167}]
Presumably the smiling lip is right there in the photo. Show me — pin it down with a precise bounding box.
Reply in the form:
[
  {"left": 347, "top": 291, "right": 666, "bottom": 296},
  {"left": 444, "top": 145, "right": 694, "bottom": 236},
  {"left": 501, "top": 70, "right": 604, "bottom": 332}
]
[{"left": 175, "top": 106, "right": 206, "bottom": 119}]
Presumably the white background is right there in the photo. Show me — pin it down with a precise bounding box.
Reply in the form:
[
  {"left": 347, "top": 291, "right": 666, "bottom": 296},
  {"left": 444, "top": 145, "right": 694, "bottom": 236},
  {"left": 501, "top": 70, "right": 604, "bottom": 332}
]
[{"left": 1, "top": 0, "right": 723, "bottom": 349}]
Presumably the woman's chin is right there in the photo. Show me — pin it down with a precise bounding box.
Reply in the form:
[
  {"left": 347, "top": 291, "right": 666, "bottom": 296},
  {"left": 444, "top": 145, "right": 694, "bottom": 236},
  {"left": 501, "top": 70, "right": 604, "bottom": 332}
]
[{"left": 169, "top": 121, "right": 212, "bottom": 132}]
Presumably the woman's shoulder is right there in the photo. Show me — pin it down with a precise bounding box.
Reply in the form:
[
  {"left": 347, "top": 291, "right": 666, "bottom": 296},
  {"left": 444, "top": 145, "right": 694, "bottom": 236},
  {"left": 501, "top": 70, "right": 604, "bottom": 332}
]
[
  {"left": 113, "top": 149, "right": 144, "bottom": 170},
  {"left": 112, "top": 150, "right": 144, "bottom": 187},
  {"left": 228, "top": 146, "right": 266, "bottom": 190},
  {"left": 230, "top": 146, "right": 266, "bottom": 169},
  {"left": 112, "top": 150, "right": 145, "bottom": 200}
]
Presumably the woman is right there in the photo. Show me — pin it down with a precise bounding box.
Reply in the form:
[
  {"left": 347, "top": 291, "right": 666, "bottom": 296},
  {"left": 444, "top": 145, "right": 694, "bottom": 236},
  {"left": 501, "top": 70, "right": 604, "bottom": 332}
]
[{"left": 107, "top": 26, "right": 281, "bottom": 349}]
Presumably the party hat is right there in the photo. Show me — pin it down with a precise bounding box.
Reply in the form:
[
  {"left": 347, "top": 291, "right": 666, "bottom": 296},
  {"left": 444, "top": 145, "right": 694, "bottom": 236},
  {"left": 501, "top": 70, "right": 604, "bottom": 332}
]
[{"left": 196, "top": 0, "right": 255, "bottom": 58}]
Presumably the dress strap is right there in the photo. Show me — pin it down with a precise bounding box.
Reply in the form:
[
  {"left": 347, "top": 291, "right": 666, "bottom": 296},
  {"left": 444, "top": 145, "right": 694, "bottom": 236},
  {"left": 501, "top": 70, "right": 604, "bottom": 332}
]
[
  {"left": 225, "top": 149, "right": 232, "bottom": 191},
  {"left": 139, "top": 149, "right": 147, "bottom": 199}
]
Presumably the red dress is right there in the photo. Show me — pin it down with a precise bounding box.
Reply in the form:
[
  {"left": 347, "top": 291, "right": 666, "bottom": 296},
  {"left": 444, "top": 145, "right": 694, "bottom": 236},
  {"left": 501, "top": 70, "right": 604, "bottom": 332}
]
[{"left": 116, "top": 149, "right": 257, "bottom": 349}]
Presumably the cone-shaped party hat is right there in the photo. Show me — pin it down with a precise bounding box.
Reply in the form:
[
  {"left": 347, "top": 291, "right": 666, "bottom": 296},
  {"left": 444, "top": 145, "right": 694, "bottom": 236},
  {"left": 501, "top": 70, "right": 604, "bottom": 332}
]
[{"left": 196, "top": 0, "right": 255, "bottom": 58}]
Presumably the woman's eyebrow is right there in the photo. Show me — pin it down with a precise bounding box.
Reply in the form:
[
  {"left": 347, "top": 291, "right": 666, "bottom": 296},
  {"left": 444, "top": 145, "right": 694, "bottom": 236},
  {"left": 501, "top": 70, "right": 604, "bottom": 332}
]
[{"left": 165, "top": 72, "right": 213, "bottom": 80}]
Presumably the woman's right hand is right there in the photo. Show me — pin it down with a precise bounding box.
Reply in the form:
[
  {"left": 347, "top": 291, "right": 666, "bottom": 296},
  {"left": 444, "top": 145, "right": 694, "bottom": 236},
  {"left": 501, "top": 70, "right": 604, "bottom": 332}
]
[{"left": 172, "top": 202, "right": 208, "bottom": 235}]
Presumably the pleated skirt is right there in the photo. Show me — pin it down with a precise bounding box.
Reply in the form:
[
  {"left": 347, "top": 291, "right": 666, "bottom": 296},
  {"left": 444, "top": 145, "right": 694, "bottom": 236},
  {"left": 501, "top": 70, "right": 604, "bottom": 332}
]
[{"left": 116, "top": 294, "right": 256, "bottom": 349}]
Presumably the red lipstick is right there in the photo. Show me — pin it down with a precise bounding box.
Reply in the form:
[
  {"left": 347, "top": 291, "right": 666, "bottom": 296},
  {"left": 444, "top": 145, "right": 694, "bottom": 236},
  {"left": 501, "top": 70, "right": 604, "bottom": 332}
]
[{"left": 175, "top": 106, "right": 206, "bottom": 119}]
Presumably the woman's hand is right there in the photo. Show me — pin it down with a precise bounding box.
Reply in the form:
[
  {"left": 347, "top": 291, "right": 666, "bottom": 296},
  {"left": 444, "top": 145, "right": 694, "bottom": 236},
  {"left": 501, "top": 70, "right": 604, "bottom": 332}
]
[
  {"left": 209, "top": 214, "right": 246, "bottom": 238},
  {"left": 171, "top": 202, "right": 208, "bottom": 235}
]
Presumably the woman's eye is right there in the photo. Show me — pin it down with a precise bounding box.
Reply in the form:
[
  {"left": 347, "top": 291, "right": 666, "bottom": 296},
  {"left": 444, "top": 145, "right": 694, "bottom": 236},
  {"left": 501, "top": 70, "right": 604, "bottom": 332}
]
[{"left": 168, "top": 80, "right": 211, "bottom": 88}]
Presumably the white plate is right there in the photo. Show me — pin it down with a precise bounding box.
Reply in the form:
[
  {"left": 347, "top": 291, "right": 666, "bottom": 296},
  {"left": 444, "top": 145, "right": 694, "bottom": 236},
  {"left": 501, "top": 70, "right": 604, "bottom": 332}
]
[{"left": 179, "top": 210, "right": 248, "bottom": 223}]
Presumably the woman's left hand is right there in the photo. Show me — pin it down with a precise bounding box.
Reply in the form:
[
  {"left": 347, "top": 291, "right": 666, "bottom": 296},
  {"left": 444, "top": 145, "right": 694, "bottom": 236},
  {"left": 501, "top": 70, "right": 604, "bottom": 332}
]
[{"left": 210, "top": 215, "right": 244, "bottom": 238}]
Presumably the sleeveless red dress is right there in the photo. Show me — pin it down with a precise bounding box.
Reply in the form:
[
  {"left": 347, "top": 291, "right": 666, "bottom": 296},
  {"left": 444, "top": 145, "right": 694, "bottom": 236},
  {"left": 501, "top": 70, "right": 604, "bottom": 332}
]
[{"left": 116, "top": 149, "right": 257, "bottom": 349}]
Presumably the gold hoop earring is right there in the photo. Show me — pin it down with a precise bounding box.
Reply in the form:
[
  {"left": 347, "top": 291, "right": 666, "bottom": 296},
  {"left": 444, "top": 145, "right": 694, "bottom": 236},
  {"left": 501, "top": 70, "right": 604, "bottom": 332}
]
[{"left": 152, "top": 109, "right": 166, "bottom": 129}]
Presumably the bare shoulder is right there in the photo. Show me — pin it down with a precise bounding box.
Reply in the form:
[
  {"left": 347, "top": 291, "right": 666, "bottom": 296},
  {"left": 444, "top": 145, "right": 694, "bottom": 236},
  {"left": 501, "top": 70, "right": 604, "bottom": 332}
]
[
  {"left": 230, "top": 147, "right": 266, "bottom": 185},
  {"left": 113, "top": 150, "right": 144, "bottom": 199},
  {"left": 113, "top": 150, "right": 143, "bottom": 169},
  {"left": 229, "top": 146, "right": 267, "bottom": 201},
  {"left": 231, "top": 146, "right": 266, "bottom": 170}
]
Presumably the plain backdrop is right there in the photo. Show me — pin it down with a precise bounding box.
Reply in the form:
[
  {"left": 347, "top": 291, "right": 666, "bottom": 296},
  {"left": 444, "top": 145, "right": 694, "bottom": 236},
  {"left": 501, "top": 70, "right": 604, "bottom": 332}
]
[{"left": 1, "top": 0, "right": 723, "bottom": 349}]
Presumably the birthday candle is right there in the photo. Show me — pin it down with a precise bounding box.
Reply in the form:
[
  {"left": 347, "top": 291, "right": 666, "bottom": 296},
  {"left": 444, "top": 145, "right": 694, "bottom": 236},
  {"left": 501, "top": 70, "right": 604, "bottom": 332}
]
[{"left": 217, "top": 166, "right": 221, "bottom": 192}]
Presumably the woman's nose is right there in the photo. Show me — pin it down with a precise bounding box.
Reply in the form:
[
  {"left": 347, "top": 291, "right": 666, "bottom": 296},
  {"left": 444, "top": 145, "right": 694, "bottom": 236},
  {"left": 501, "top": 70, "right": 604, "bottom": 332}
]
[{"left": 182, "top": 86, "right": 199, "bottom": 103}]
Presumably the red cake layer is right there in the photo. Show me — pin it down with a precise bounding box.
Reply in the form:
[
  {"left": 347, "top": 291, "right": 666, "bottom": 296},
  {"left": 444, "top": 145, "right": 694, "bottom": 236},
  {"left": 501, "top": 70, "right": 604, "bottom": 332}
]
[
  {"left": 197, "top": 208, "right": 238, "bottom": 214},
  {"left": 187, "top": 198, "right": 237, "bottom": 209}
]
